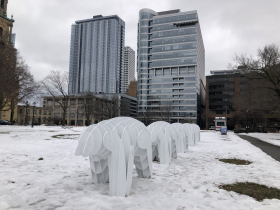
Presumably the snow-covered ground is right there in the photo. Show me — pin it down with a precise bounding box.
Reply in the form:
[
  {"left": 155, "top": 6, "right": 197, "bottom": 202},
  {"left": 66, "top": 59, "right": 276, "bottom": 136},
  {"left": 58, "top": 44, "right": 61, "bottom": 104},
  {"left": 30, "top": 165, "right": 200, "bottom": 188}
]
[
  {"left": 0, "top": 126, "right": 280, "bottom": 210},
  {"left": 246, "top": 133, "right": 280, "bottom": 147}
]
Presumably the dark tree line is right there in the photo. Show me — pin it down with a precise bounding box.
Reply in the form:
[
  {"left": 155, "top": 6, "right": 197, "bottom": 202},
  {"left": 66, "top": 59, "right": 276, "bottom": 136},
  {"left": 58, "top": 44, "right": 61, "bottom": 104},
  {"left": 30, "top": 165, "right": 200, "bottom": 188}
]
[
  {"left": 228, "top": 44, "right": 280, "bottom": 130},
  {"left": 0, "top": 40, "right": 39, "bottom": 124}
]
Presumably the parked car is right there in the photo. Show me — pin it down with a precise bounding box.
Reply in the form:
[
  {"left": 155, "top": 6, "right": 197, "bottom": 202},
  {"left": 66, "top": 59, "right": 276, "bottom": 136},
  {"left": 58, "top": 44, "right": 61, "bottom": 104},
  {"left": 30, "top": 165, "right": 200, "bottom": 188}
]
[{"left": 0, "top": 120, "right": 11, "bottom": 125}]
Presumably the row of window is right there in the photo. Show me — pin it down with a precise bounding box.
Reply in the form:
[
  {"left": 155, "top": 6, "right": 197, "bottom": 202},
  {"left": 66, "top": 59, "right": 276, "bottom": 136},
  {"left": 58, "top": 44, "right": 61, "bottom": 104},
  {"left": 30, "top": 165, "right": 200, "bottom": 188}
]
[
  {"left": 145, "top": 83, "right": 196, "bottom": 89},
  {"left": 138, "top": 109, "right": 197, "bottom": 118},
  {"left": 151, "top": 22, "right": 196, "bottom": 32},
  {"left": 142, "top": 76, "right": 196, "bottom": 84},
  {"left": 152, "top": 35, "right": 197, "bottom": 46},
  {"left": 209, "top": 84, "right": 234, "bottom": 89},
  {"left": 208, "top": 77, "right": 234, "bottom": 82},
  {"left": 152, "top": 50, "right": 197, "bottom": 60},
  {"left": 146, "top": 100, "right": 196, "bottom": 105},
  {"left": 209, "top": 91, "right": 234, "bottom": 95},
  {"left": 150, "top": 58, "right": 197, "bottom": 68},
  {"left": 153, "top": 13, "right": 197, "bottom": 25},
  {"left": 139, "top": 12, "right": 154, "bottom": 20},
  {"left": 209, "top": 105, "right": 234, "bottom": 110},
  {"left": 152, "top": 28, "right": 197, "bottom": 38},
  {"left": 152, "top": 42, "right": 197, "bottom": 53},
  {"left": 19, "top": 109, "right": 51, "bottom": 115}
]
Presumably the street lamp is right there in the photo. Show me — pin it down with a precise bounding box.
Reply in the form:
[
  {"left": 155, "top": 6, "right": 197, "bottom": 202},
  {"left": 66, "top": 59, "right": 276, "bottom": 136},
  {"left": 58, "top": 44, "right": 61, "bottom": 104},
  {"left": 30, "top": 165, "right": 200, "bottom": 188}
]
[
  {"left": 246, "top": 110, "right": 249, "bottom": 134},
  {"left": 143, "top": 112, "right": 147, "bottom": 126},
  {"left": 76, "top": 108, "right": 79, "bottom": 126},
  {"left": 25, "top": 101, "right": 29, "bottom": 126},
  {"left": 32, "top": 102, "right": 36, "bottom": 128}
]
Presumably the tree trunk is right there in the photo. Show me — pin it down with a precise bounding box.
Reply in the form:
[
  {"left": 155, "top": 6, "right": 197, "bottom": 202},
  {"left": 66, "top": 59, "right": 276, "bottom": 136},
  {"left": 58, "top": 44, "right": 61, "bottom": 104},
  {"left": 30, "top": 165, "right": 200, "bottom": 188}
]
[
  {"left": 86, "top": 115, "right": 90, "bottom": 126},
  {"left": 62, "top": 110, "right": 66, "bottom": 126},
  {"left": 10, "top": 107, "right": 14, "bottom": 125}
]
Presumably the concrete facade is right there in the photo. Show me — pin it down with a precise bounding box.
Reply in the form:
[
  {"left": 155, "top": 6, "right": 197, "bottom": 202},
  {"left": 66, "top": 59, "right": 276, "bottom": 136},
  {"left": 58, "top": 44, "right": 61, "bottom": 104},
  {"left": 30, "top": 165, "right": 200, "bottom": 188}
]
[{"left": 137, "top": 8, "right": 205, "bottom": 125}]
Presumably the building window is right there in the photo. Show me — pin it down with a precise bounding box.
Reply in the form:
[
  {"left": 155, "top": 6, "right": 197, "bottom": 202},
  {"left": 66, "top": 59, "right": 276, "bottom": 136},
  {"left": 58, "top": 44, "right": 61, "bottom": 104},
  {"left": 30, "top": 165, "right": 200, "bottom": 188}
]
[
  {"left": 1, "top": 0, "right": 4, "bottom": 9},
  {"left": 78, "top": 98, "right": 84, "bottom": 104},
  {"left": 0, "top": 27, "right": 3, "bottom": 37},
  {"left": 19, "top": 109, "right": 23, "bottom": 114}
]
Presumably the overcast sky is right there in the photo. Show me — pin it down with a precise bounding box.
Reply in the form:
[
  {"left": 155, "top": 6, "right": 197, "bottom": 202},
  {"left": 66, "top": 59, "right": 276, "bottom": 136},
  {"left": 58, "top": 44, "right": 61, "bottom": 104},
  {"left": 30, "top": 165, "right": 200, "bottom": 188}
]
[{"left": 8, "top": 0, "right": 280, "bottom": 81}]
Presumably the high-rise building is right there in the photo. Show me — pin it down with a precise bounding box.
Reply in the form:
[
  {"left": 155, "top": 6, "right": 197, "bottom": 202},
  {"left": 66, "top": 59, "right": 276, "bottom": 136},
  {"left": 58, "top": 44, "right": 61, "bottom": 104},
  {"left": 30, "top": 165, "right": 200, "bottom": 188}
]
[
  {"left": 123, "top": 46, "right": 135, "bottom": 93},
  {"left": 137, "top": 9, "right": 205, "bottom": 125},
  {"left": 68, "top": 15, "right": 125, "bottom": 95},
  {"left": 126, "top": 80, "right": 137, "bottom": 97}
]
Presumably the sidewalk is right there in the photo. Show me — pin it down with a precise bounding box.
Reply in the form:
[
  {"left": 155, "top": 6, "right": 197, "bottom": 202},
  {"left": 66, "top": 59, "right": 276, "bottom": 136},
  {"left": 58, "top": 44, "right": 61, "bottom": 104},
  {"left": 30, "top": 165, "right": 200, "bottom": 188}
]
[{"left": 238, "top": 134, "right": 280, "bottom": 162}]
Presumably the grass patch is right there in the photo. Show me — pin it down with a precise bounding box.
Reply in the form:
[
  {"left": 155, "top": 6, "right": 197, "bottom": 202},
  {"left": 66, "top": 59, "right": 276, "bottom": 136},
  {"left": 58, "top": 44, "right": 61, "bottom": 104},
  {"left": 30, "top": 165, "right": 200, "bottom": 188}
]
[
  {"left": 219, "top": 158, "right": 252, "bottom": 165},
  {"left": 219, "top": 182, "right": 280, "bottom": 201},
  {"left": 52, "top": 134, "right": 80, "bottom": 139},
  {"left": 38, "top": 158, "right": 43, "bottom": 160}
]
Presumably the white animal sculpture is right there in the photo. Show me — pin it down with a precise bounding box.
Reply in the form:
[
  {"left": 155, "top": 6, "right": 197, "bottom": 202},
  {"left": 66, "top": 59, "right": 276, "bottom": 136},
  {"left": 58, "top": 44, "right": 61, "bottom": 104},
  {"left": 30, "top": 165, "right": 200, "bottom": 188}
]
[
  {"left": 75, "top": 117, "right": 152, "bottom": 197},
  {"left": 183, "top": 123, "right": 200, "bottom": 146},
  {"left": 171, "top": 123, "right": 188, "bottom": 153},
  {"left": 147, "top": 121, "right": 177, "bottom": 164},
  {"left": 192, "top": 124, "right": 200, "bottom": 143}
]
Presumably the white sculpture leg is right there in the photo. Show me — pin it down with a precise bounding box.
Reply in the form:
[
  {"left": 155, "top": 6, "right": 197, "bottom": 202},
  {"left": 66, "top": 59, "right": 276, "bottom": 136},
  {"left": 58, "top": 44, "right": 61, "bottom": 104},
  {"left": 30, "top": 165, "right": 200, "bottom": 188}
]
[
  {"left": 171, "top": 123, "right": 187, "bottom": 153},
  {"left": 148, "top": 121, "right": 177, "bottom": 164}
]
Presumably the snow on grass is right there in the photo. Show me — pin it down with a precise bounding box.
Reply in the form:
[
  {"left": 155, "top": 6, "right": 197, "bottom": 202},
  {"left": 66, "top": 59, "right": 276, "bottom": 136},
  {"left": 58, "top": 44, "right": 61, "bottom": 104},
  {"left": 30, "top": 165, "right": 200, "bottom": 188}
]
[
  {"left": 246, "top": 133, "right": 280, "bottom": 147},
  {"left": 0, "top": 127, "right": 280, "bottom": 210}
]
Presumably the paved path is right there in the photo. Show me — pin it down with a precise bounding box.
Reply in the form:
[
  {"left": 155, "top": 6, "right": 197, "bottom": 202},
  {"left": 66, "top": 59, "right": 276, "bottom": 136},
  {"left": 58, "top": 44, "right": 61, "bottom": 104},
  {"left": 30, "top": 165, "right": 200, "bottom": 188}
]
[{"left": 238, "top": 135, "right": 280, "bottom": 162}]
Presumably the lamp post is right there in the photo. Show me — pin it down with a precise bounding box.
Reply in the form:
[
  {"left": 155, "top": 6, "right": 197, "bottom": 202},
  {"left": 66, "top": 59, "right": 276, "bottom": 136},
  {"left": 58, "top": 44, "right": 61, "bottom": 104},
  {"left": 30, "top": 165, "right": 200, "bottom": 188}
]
[
  {"left": 246, "top": 110, "right": 249, "bottom": 134},
  {"left": 143, "top": 112, "right": 147, "bottom": 126},
  {"left": 32, "top": 102, "right": 36, "bottom": 128},
  {"left": 25, "top": 101, "right": 29, "bottom": 126},
  {"left": 76, "top": 109, "right": 79, "bottom": 126}
]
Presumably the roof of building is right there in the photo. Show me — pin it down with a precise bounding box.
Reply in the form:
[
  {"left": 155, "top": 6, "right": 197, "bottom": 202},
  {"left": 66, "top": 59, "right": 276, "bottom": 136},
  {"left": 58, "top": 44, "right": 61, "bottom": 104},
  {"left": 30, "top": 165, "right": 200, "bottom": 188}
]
[
  {"left": 0, "top": 13, "right": 14, "bottom": 22},
  {"left": 209, "top": 69, "right": 250, "bottom": 76},
  {"left": 75, "top": 15, "right": 125, "bottom": 27}
]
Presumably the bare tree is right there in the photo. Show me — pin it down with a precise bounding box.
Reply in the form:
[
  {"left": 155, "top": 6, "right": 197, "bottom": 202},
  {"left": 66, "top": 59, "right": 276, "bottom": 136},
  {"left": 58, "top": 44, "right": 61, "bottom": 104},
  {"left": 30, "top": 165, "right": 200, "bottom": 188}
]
[
  {"left": 0, "top": 47, "right": 40, "bottom": 123},
  {"left": 93, "top": 98, "right": 105, "bottom": 122},
  {"left": 103, "top": 94, "right": 120, "bottom": 119},
  {"left": 160, "top": 101, "right": 172, "bottom": 123},
  {"left": 81, "top": 92, "right": 96, "bottom": 126},
  {"left": 120, "top": 98, "right": 131, "bottom": 117},
  {"left": 0, "top": 33, "right": 15, "bottom": 113},
  {"left": 41, "top": 70, "right": 70, "bottom": 126},
  {"left": 230, "top": 44, "right": 280, "bottom": 102}
]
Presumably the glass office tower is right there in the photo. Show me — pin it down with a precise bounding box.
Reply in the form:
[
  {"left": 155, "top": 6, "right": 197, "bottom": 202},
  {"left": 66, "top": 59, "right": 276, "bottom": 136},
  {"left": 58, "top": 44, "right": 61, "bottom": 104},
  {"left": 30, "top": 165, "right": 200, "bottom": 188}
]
[
  {"left": 69, "top": 15, "right": 125, "bottom": 95},
  {"left": 137, "top": 9, "right": 205, "bottom": 124}
]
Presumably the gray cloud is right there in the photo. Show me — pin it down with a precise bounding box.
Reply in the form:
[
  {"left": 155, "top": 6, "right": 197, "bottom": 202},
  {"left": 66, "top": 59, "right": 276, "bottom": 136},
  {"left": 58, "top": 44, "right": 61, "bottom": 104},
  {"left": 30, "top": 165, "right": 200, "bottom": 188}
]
[{"left": 8, "top": 0, "right": 280, "bottom": 80}]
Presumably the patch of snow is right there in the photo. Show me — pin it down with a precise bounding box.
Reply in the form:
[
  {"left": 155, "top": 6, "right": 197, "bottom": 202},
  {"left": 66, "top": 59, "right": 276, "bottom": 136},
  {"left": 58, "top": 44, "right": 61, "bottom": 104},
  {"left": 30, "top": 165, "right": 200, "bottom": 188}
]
[{"left": 0, "top": 127, "right": 280, "bottom": 209}]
